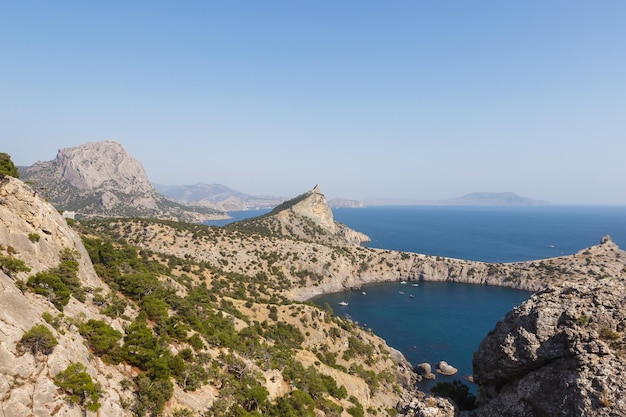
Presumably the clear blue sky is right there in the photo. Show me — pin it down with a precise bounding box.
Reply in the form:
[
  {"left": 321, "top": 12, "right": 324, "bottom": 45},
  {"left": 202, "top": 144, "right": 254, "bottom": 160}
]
[{"left": 2, "top": 1, "right": 625, "bottom": 204}]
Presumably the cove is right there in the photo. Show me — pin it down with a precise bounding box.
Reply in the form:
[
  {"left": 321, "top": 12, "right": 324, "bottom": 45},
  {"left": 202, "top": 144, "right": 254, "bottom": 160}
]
[{"left": 312, "top": 280, "right": 531, "bottom": 392}]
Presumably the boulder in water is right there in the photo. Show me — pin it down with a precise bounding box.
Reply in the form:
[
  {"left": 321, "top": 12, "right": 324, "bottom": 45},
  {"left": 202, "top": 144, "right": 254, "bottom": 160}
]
[
  {"left": 436, "top": 361, "right": 458, "bottom": 376},
  {"left": 415, "top": 362, "right": 436, "bottom": 379}
]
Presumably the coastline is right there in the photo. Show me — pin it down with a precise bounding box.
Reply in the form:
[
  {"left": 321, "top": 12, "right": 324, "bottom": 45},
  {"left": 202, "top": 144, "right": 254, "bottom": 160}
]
[{"left": 292, "top": 236, "right": 624, "bottom": 302}]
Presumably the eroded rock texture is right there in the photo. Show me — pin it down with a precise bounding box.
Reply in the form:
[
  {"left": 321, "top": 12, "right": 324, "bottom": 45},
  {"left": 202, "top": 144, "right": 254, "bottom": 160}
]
[{"left": 472, "top": 273, "right": 626, "bottom": 416}]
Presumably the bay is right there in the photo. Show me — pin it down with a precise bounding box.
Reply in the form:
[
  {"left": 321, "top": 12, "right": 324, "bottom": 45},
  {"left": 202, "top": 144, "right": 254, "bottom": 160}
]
[
  {"left": 209, "top": 205, "right": 626, "bottom": 392},
  {"left": 316, "top": 205, "right": 626, "bottom": 392}
]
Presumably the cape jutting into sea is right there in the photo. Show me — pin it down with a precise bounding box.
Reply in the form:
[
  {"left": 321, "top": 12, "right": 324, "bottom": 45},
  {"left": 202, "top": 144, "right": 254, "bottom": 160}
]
[{"left": 208, "top": 205, "right": 626, "bottom": 391}]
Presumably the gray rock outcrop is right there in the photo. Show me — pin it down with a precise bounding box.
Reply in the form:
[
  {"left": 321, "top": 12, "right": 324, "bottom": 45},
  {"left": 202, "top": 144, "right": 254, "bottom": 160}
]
[
  {"left": 0, "top": 176, "right": 127, "bottom": 416},
  {"left": 415, "top": 363, "right": 436, "bottom": 380},
  {"left": 471, "top": 274, "right": 626, "bottom": 416},
  {"left": 19, "top": 140, "right": 225, "bottom": 222},
  {"left": 435, "top": 361, "right": 458, "bottom": 376}
]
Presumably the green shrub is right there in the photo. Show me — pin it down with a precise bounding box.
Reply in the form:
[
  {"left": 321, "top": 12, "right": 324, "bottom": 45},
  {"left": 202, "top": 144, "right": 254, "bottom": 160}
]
[
  {"left": 431, "top": 380, "right": 477, "bottom": 411},
  {"left": 26, "top": 249, "right": 84, "bottom": 309},
  {"left": 19, "top": 324, "right": 58, "bottom": 355},
  {"left": 264, "top": 322, "right": 304, "bottom": 349},
  {"left": 133, "top": 373, "right": 173, "bottom": 417},
  {"left": 27, "top": 271, "right": 71, "bottom": 310},
  {"left": 347, "top": 395, "right": 365, "bottom": 417},
  {"left": 79, "top": 319, "right": 123, "bottom": 360},
  {"left": 54, "top": 362, "right": 102, "bottom": 411},
  {"left": 28, "top": 233, "right": 41, "bottom": 243},
  {"left": 0, "top": 254, "right": 31, "bottom": 278},
  {"left": 269, "top": 389, "right": 315, "bottom": 417},
  {"left": 600, "top": 327, "right": 620, "bottom": 340},
  {"left": 0, "top": 153, "right": 19, "bottom": 178}
]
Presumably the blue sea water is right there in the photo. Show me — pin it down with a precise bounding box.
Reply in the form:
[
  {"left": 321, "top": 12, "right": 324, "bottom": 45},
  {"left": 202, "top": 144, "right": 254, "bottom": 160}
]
[
  {"left": 318, "top": 205, "right": 626, "bottom": 391},
  {"left": 333, "top": 205, "right": 626, "bottom": 262},
  {"left": 204, "top": 208, "right": 272, "bottom": 227},
  {"left": 210, "top": 205, "right": 626, "bottom": 392}
]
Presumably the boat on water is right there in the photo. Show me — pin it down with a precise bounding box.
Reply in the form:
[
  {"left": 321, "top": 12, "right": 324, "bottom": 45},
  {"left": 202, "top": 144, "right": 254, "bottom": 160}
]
[
  {"left": 400, "top": 281, "right": 407, "bottom": 284},
  {"left": 338, "top": 301, "right": 349, "bottom": 306},
  {"left": 409, "top": 294, "right": 414, "bottom": 298},
  {"left": 399, "top": 291, "right": 405, "bottom": 295},
  {"left": 412, "top": 283, "right": 419, "bottom": 287},
  {"left": 362, "top": 291, "right": 366, "bottom": 295}
]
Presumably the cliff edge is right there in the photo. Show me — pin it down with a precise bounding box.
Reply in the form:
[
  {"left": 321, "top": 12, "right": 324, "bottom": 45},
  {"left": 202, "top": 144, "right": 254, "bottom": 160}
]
[{"left": 471, "top": 244, "right": 626, "bottom": 416}]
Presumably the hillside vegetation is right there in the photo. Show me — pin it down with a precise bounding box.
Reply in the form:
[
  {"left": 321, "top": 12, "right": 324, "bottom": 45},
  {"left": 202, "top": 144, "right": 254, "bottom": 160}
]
[
  {"left": 3, "top": 169, "right": 626, "bottom": 416},
  {"left": 1, "top": 175, "right": 445, "bottom": 417}
]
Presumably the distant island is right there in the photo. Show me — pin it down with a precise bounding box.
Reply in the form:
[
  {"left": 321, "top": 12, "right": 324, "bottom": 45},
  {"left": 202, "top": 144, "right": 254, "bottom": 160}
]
[{"left": 353, "top": 192, "right": 550, "bottom": 208}]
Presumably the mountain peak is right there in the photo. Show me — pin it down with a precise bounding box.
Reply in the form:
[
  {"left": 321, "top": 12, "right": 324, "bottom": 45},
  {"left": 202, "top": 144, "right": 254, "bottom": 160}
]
[
  {"left": 54, "top": 140, "right": 152, "bottom": 193},
  {"left": 20, "top": 140, "right": 224, "bottom": 221},
  {"left": 232, "top": 185, "right": 370, "bottom": 246}
]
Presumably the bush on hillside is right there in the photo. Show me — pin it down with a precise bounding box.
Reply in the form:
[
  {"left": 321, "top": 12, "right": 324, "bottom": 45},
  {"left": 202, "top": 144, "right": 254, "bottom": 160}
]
[
  {"left": 431, "top": 379, "right": 477, "bottom": 411},
  {"left": 19, "top": 324, "right": 58, "bottom": 356},
  {"left": 0, "top": 152, "right": 19, "bottom": 178},
  {"left": 54, "top": 362, "right": 102, "bottom": 411}
]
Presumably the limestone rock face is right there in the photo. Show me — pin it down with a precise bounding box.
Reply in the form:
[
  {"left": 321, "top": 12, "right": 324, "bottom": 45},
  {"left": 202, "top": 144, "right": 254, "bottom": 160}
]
[
  {"left": 472, "top": 275, "right": 626, "bottom": 416},
  {"left": 56, "top": 140, "right": 154, "bottom": 194},
  {"left": 0, "top": 176, "right": 98, "bottom": 283},
  {"left": 20, "top": 140, "right": 224, "bottom": 221},
  {"left": 237, "top": 185, "right": 370, "bottom": 246},
  {"left": 0, "top": 176, "right": 128, "bottom": 416}
]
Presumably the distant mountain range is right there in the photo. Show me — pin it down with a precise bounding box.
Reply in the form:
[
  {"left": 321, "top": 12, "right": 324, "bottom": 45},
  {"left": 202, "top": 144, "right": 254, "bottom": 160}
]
[
  {"left": 157, "top": 185, "right": 549, "bottom": 210},
  {"left": 16, "top": 140, "right": 549, "bottom": 217},
  {"left": 153, "top": 183, "right": 285, "bottom": 212}
]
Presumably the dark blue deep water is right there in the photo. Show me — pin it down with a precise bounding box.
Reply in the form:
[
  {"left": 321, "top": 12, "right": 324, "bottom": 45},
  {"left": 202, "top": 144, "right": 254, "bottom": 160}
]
[{"left": 332, "top": 205, "right": 626, "bottom": 263}]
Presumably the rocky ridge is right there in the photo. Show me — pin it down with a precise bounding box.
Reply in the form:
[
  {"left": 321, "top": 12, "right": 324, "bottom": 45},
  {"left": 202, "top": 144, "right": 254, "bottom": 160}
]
[
  {"left": 19, "top": 140, "right": 226, "bottom": 222},
  {"left": 231, "top": 185, "right": 370, "bottom": 246}
]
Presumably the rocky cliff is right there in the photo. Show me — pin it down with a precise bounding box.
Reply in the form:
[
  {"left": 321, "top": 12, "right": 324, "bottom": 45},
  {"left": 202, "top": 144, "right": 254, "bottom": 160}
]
[
  {"left": 471, "top": 267, "right": 626, "bottom": 416},
  {"left": 231, "top": 185, "right": 371, "bottom": 246},
  {"left": 0, "top": 176, "right": 127, "bottom": 416},
  {"left": 19, "top": 140, "right": 226, "bottom": 222}
]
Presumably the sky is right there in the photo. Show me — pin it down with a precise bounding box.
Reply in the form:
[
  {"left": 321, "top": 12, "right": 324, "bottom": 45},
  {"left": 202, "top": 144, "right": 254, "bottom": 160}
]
[{"left": 1, "top": 1, "right": 625, "bottom": 205}]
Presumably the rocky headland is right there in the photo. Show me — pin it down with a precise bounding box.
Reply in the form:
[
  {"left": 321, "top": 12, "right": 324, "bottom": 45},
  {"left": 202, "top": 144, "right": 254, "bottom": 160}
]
[{"left": 470, "top": 270, "right": 626, "bottom": 416}]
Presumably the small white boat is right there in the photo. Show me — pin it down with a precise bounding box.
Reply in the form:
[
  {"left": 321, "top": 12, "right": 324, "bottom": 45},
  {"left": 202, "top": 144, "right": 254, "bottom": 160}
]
[
  {"left": 400, "top": 281, "right": 407, "bottom": 284},
  {"left": 399, "top": 291, "right": 405, "bottom": 295},
  {"left": 412, "top": 283, "right": 419, "bottom": 287},
  {"left": 362, "top": 291, "right": 366, "bottom": 295},
  {"left": 338, "top": 301, "right": 349, "bottom": 306}
]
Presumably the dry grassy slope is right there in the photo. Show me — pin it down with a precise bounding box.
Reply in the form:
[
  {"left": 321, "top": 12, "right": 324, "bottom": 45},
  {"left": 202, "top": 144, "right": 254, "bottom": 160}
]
[{"left": 99, "top": 219, "right": 626, "bottom": 301}]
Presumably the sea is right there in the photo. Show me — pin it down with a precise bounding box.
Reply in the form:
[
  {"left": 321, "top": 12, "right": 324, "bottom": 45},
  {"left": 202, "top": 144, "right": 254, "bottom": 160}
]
[{"left": 206, "top": 205, "right": 626, "bottom": 392}]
